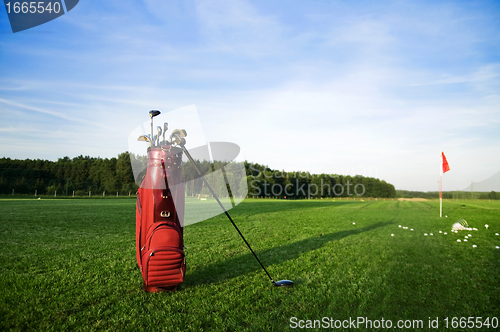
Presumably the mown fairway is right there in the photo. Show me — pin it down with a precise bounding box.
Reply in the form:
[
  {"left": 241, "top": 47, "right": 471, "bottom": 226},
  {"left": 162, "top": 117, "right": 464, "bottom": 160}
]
[{"left": 1, "top": 198, "right": 499, "bottom": 331}]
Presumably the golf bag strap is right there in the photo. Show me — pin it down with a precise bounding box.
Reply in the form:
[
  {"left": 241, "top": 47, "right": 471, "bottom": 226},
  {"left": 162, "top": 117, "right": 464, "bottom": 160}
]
[
  {"left": 161, "top": 158, "right": 169, "bottom": 195},
  {"left": 136, "top": 190, "right": 143, "bottom": 269}
]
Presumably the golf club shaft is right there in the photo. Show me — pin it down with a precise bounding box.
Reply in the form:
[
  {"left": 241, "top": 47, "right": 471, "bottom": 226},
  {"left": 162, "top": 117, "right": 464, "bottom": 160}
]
[
  {"left": 180, "top": 145, "right": 275, "bottom": 283},
  {"left": 149, "top": 110, "right": 161, "bottom": 147},
  {"left": 150, "top": 120, "right": 154, "bottom": 147}
]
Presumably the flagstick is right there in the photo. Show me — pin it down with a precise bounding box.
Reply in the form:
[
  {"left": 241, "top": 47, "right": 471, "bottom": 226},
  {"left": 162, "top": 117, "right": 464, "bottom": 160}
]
[
  {"left": 440, "top": 152, "right": 443, "bottom": 217},
  {"left": 440, "top": 173, "right": 443, "bottom": 217},
  {"left": 439, "top": 151, "right": 451, "bottom": 217}
]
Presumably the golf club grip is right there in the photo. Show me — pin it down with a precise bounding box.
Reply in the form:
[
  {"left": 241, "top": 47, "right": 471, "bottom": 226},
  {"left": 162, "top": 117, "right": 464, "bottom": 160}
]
[{"left": 180, "top": 145, "right": 275, "bottom": 283}]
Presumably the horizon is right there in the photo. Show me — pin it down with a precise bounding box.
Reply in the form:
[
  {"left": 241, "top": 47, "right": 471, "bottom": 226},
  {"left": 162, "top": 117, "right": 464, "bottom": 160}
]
[
  {"left": 2, "top": 151, "right": 499, "bottom": 193},
  {"left": 1, "top": 1, "right": 499, "bottom": 192}
]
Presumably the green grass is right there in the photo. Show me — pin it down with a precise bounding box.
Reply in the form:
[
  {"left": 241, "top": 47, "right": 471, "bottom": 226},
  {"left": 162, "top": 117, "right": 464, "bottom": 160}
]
[{"left": 1, "top": 198, "right": 499, "bottom": 331}]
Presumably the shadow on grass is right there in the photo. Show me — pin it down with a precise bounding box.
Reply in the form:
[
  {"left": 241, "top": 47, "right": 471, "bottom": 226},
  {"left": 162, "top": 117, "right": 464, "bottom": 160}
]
[
  {"left": 186, "top": 200, "right": 363, "bottom": 226},
  {"left": 184, "top": 221, "right": 394, "bottom": 287}
]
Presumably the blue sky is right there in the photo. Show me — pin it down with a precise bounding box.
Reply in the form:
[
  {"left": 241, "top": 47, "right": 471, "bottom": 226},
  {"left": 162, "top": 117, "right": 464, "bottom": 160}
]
[{"left": 1, "top": 0, "right": 499, "bottom": 192}]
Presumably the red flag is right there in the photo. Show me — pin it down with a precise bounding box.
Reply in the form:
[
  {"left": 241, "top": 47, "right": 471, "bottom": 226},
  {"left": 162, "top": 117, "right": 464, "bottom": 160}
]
[{"left": 442, "top": 152, "right": 450, "bottom": 173}]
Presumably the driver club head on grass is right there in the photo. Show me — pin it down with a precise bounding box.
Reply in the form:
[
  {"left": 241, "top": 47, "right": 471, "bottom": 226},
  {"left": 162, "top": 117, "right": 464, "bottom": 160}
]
[{"left": 274, "top": 280, "right": 294, "bottom": 287}]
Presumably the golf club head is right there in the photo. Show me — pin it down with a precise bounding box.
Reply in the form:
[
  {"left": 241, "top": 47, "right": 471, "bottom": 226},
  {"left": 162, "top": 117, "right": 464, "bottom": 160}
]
[
  {"left": 149, "top": 110, "right": 161, "bottom": 118},
  {"left": 170, "top": 129, "right": 187, "bottom": 138},
  {"left": 170, "top": 129, "right": 186, "bottom": 146},
  {"left": 163, "top": 122, "right": 168, "bottom": 144},
  {"left": 273, "top": 280, "right": 293, "bottom": 287},
  {"left": 137, "top": 134, "right": 150, "bottom": 143}
]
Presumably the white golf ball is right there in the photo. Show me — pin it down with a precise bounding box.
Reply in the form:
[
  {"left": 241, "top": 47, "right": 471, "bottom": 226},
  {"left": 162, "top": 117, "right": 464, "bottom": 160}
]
[
  {"left": 465, "top": 236, "right": 468, "bottom": 239},
  {"left": 485, "top": 224, "right": 489, "bottom": 229},
  {"left": 353, "top": 222, "right": 355, "bottom": 225},
  {"left": 424, "top": 233, "right": 428, "bottom": 236},
  {"left": 496, "top": 246, "right": 499, "bottom": 249},
  {"left": 444, "top": 232, "right": 447, "bottom": 235},
  {"left": 439, "top": 231, "right": 442, "bottom": 233},
  {"left": 457, "top": 239, "right": 461, "bottom": 242},
  {"left": 411, "top": 229, "right": 414, "bottom": 231},
  {"left": 468, "top": 234, "right": 472, "bottom": 237},
  {"left": 391, "top": 234, "right": 394, "bottom": 237},
  {"left": 473, "top": 228, "right": 478, "bottom": 231},
  {"left": 472, "top": 245, "right": 477, "bottom": 248},
  {"left": 399, "top": 225, "right": 402, "bottom": 228},
  {"left": 430, "top": 233, "right": 433, "bottom": 236},
  {"left": 464, "top": 239, "right": 468, "bottom": 242},
  {"left": 495, "top": 233, "right": 499, "bottom": 236},
  {"left": 445, "top": 215, "right": 448, "bottom": 217}
]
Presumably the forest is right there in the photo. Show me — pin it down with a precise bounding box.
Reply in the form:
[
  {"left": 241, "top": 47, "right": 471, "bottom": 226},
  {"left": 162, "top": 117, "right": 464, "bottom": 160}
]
[
  {"left": 0, "top": 152, "right": 397, "bottom": 198},
  {"left": 396, "top": 190, "right": 499, "bottom": 200}
]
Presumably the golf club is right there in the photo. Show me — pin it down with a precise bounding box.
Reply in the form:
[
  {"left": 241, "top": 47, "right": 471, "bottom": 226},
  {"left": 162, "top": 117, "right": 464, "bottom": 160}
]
[
  {"left": 163, "top": 122, "right": 168, "bottom": 145},
  {"left": 137, "top": 134, "right": 151, "bottom": 143},
  {"left": 157, "top": 126, "right": 162, "bottom": 146},
  {"left": 149, "top": 110, "right": 161, "bottom": 147},
  {"left": 169, "top": 129, "right": 187, "bottom": 145},
  {"left": 172, "top": 132, "right": 293, "bottom": 287}
]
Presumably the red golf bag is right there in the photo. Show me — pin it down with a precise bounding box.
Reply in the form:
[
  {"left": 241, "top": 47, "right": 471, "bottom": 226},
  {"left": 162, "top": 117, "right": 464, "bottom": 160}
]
[{"left": 136, "top": 146, "right": 186, "bottom": 292}]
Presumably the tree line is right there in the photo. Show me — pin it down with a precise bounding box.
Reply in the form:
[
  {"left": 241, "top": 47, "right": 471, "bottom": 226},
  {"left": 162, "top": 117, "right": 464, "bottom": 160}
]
[
  {"left": 0, "top": 154, "right": 396, "bottom": 199},
  {"left": 397, "top": 190, "right": 499, "bottom": 200},
  {"left": 0, "top": 153, "right": 137, "bottom": 196}
]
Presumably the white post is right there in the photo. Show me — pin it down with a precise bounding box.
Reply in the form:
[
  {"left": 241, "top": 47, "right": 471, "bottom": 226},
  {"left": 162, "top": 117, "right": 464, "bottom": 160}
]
[
  {"left": 440, "top": 152, "right": 443, "bottom": 217},
  {"left": 439, "top": 181, "right": 442, "bottom": 217}
]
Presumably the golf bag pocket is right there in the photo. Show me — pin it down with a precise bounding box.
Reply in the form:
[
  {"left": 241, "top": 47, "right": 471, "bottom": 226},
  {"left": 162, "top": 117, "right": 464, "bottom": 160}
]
[
  {"left": 141, "top": 247, "right": 185, "bottom": 289},
  {"left": 145, "top": 222, "right": 182, "bottom": 250},
  {"left": 140, "top": 222, "right": 185, "bottom": 290}
]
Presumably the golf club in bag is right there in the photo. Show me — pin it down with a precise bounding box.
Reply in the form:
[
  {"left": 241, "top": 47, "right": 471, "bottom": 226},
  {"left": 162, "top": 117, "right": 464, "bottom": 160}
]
[
  {"left": 169, "top": 131, "right": 293, "bottom": 288},
  {"left": 136, "top": 110, "right": 186, "bottom": 292}
]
